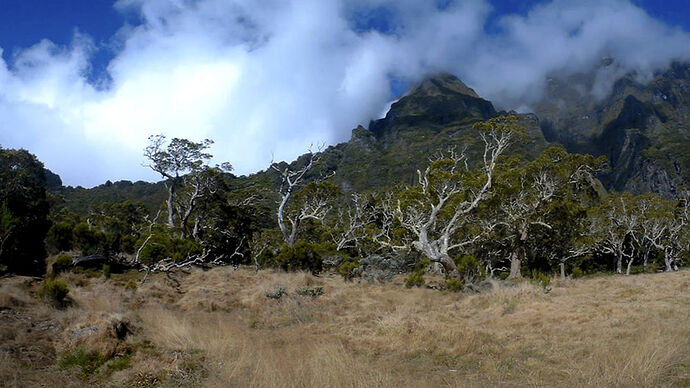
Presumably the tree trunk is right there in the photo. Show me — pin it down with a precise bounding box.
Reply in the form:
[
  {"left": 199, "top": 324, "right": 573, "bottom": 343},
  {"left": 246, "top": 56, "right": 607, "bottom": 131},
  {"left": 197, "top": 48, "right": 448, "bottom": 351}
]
[
  {"left": 559, "top": 262, "right": 565, "bottom": 279},
  {"left": 508, "top": 249, "right": 522, "bottom": 279},
  {"left": 167, "top": 181, "right": 176, "bottom": 228},
  {"left": 438, "top": 255, "right": 460, "bottom": 280},
  {"left": 625, "top": 258, "right": 633, "bottom": 275},
  {"left": 615, "top": 254, "right": 622, "bottom": 274},
  {"left": 642, "top": 247, "right": 650, "bottom": 273}
]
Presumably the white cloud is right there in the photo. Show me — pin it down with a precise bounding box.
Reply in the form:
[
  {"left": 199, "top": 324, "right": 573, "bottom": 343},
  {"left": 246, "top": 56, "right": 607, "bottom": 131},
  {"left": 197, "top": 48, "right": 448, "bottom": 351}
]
[{"left": 0, "top": 0, "right": 688, "bottom": 186}]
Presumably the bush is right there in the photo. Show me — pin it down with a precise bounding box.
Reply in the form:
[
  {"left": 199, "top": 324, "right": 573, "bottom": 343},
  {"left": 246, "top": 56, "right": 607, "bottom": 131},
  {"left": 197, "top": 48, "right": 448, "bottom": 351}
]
[
  {"left": 445, "top": 278, "right": 464, "bottom": 292},
  {"left": 38, "top": 279, "right": 70, "bottom": 307},
  {"left": 138, "top": 242, "right": 169, "bottom": 264},
  {"left": 354, "top": 252, "right": 419, "bottom": 283},
  {"left": 405, "top": 271, "right": 425, "bottom": 288},
  {"left": 571, "top": 266, "right": 584, "bottom": 278},
  {"left": 265, "top": 285, "right": 287, "bottom": 300},
  {"left": 296, "top": 285, "right": 324, "bottom": 297},
  {"left": 52, "top": 254, "right": 73, "bottom": 274},
  {"left": 46, "top": 222, "right": 74, "bottom": 253},
  {"left": 273, "top": 242, "right": 323, "bottom": 273},
  {"left": 337, "top": 258, "right": 360, "bottom": 281},
  {"left": 454, "top": 254, "right": 486, "bottom": 283},
  {"left": 530, "top": 269, "right": 551, "bottom": 289},
  {"left": 102, "top": 264, "right": 111, "bottom": 279}
]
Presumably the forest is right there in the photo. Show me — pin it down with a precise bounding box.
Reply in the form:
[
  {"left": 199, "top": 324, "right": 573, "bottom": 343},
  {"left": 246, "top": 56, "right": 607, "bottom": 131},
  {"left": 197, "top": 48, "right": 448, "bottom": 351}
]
[{"left": 2, "top": 115, "right": 687, "bottom": 286}]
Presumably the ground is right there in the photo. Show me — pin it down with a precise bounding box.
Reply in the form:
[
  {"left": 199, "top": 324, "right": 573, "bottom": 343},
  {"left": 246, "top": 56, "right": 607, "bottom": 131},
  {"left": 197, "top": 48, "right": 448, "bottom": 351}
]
[{"left": 0, "top": 267, "right": 688, "bottom": 387}]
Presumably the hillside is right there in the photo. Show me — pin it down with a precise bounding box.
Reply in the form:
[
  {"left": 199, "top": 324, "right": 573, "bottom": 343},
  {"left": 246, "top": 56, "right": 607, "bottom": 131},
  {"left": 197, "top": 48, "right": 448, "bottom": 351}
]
[
  {"left": 53, "top": 64, "right": 690, "bottom": 216},
  {"left": 535, "top": 61, "right": 690, "bottom": 196},
  {"left": 1, "top": 268, "right": 687, "bottom": 387}
]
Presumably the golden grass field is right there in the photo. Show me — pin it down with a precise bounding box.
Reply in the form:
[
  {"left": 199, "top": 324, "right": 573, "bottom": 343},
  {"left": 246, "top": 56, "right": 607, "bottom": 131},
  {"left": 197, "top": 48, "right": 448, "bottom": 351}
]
[{"left": 0, "top": 267, "right": 688, "bottom": 387}]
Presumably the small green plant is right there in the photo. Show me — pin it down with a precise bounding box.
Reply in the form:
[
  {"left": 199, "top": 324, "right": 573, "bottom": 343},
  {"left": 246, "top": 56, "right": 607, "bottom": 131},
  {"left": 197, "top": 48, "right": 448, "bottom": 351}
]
[
  {"left": 405, "top": 271, "right": 425, "bottom": 288},
  {"left": 571, "top": 266, "right": 584, "bottom": 278},
  {"left": 38, "top": 279, "right": 70, "bottom": 307},
  {"left": 52, "top": 254, "right": 73, "bottom": 274},
  {"left": 337, "top": 259, "right": 360, "bottom": 281},
  {"left": 530, "top": 269, "right": 551, "bottom": 289},
  {"left": 445, "top": 278, "right": 464, "bottom": 292},
  {"left": 124, "top": 279, "right": 138, "bottom": 292},
  {"left": 57, "top": 348, "right": 105, "bottom": 375},
  {"left": 296, "top": 285, "right": 324, "bottom": 297},
  {"left": 102, "top": 264, "right": 111, "bottom": 279}
]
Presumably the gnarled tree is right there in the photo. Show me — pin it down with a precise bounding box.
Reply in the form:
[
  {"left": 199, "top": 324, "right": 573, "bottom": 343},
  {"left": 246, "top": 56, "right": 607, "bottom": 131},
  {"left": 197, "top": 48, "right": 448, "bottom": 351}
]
[{"left": 391, "top": 116, "right": 521, "bottom": 280}]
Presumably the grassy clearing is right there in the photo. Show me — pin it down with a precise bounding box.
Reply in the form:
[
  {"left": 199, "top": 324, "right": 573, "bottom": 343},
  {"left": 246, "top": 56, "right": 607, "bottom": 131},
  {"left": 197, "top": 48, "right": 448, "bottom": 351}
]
[{"left": 0, "top": 268, "right": 688, "bottom": 387}]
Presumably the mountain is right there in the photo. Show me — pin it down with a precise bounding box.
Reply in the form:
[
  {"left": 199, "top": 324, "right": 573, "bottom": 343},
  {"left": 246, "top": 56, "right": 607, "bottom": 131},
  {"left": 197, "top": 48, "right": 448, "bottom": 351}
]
[
  {"left": 534, "top": 61, "right": 690, "bottom": 196},
  {"left": 52, "top": 65, "right": 690, "bottom": 215},
  {"left": 318, "top": 73, "right": 549, "bottom": 192}
]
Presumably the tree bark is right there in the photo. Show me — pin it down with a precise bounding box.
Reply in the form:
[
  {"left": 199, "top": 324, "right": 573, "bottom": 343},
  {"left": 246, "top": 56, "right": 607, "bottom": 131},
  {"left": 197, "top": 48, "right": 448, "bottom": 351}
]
[
  {"left": 559, "top": 262, "right": 565, "bottom": 279},
  {"left": 615, "top": 253, "right": 622, "bottom": 274},
  {"left": 625, "top": 258, "right": 633, "bottom": 275},
  {"left": 167, "top": 180, "right": 176, "bottom": 228},
  {"left": 508, "top": 248, "right": 522, "bottom": 279}
]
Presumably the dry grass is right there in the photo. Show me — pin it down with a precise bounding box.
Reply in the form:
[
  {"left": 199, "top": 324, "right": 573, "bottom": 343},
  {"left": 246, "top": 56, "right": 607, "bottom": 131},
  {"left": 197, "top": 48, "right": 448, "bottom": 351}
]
[{"left": 0, "top": 268, "right": 688, "bottom": 387}]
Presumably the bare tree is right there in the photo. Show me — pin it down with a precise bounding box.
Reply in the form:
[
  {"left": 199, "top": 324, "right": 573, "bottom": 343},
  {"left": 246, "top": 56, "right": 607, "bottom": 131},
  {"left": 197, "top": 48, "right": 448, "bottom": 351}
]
[
  {"left": 591, "top": 194, "right": 641, "bottom": 274},
  {"left": 270, "top": 147, "right": 334, "bottom": 246},
  {"left": 391, "top": 116, "right": 521, "bottom": 280},
  {"left": 331, "top": 193, "right": 376, "bottom": 252},
  {"left": 144, "top": 135, "right": 213, "bottom": 228}
]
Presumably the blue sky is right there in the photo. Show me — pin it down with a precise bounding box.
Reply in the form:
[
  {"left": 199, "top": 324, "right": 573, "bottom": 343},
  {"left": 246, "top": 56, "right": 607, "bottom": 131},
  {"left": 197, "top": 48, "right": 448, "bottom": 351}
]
[{"left": 0, "top": 0, "right": 689, "bottom": 186}]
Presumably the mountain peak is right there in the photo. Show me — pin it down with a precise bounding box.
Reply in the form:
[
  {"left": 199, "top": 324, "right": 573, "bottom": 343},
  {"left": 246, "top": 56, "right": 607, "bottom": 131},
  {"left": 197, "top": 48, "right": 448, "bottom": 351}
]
[{"left": 408, "top": 72, "right": 480, "bottom": 99}]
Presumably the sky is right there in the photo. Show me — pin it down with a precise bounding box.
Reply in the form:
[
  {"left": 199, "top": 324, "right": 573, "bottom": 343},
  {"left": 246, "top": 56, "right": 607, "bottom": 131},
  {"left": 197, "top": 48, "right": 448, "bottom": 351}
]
[{"left": 0, "top": 0, "right": 689, "bottom": 187}]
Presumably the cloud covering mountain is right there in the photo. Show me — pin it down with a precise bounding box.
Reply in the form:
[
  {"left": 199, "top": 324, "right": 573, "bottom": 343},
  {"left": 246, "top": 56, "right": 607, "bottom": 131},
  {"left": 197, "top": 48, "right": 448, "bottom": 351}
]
[{"left": 1, "top": 0, "right": 689, "bottom": 186}]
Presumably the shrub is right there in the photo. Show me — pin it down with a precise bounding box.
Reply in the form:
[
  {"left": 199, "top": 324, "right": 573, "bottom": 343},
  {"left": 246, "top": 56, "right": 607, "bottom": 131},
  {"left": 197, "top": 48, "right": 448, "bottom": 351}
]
[
  {"left": 138, "top": 242, "right": 169, "bottom": 264},
  {"left": 296, "top": 285, "right": 324, "bottom": 297},
  {"left": 355, "top": 252, "right": 419, "bottom": 283},
  {"left": 265, "top": 285, "right": 287, "bottom": 300},
  {"left": 52, "top": 254, "right": 73, "bottom": 274},
  {"left": 445, "top": 278, "right": 464, "bottom": 292},
  {"left": 454, "top": 254, "right": 486, "bottom": 283},
  {"left": 57, "top": 348, "right": 105, "bottom": 375},
  {"left": 337, "top": 258, "right": 360, "bottom": 281},
  {"left": 274, "top": 242, "right": 323, "bottom": 273},
  {"left": 571, "top": 266, "right": 584, "bottom": 278},
  {"left": 530, "top": 269, "right": 551, "bottom": 289},
  {"left": 102, "top": 264, "right": 111, "bottom": 279},
  {"left": 38, "top": 279, "right": 69, "bottom": 307},
  {"left": 46, "top": 222, "right": 74, "bottom": 253},
  {"left": 405, "top": 271, "right": 425, "bottom": 288}
]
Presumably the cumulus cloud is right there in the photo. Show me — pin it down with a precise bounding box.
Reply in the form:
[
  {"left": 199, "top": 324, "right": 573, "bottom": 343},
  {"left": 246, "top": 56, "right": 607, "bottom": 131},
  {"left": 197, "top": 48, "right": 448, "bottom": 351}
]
[{"left": 0, "top": 0, "right": 688, "bottom": 186}]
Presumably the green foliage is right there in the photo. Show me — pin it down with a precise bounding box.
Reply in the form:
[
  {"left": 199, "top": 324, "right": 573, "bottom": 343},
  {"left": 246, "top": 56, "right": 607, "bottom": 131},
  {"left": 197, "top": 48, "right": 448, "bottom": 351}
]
[
  {"left": 46, "top": 221, "right": 74, "bottom": 253},
  {"left": 530, "top": 269, "right": 551, "bottom": 289},
  {"left": 571, "top": 266, "right": 584, "bottom": 278},
  {"left": 72, "top": 222, "right": 106, "bottom": 256},
  {"left": 138, "top": 242, "right": 169, "bottom": 264},
  {"left": 405, "top": 271, "right": 425, "bottom": 288},
  {"left": 102, "top": 264, "right": 111, "bottom": 279},
  {"left": 272, "top": 242, "right": 323, "bottom": 273},
  {"left": 0, "top": 147, "right": 51, "bottom": 276},
  {"left": 454, "top": 254, "right": 486, "bottom": 283},
  {"left": 445, "top": 278, "right": 464, "bottom": 292},
  {"left": 38, "top": 279, "right": 70, "bottom": 307},
  {"left": 57, "top": 348, "right": 106, "bottom": 375},
  {"left": 52, "top": 254, "right": 73, "bottom": 274},
  {"left": 337, "top": 257, "right": 360, "bottom": 281}
]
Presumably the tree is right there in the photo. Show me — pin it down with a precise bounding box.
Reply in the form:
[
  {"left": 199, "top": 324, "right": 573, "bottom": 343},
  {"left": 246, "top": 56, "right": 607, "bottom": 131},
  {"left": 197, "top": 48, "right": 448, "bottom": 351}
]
[
  {"left": 591, "top": 193, "right": 641, "bottom": 274},
  {"left": 144, "top": 135, "right": 213, "bottom": 228},
  {"left": 490, "top": 147, "right": 604, "bottom": 278},
  {"left": 0, "top": 147, "right": 51, "bottom": 275},
  {"left": 389, "top": 116, "right": 522, "bottom": 280},
  {"left": 270, "top": 148, "right": 335, "bottom": 246}
]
